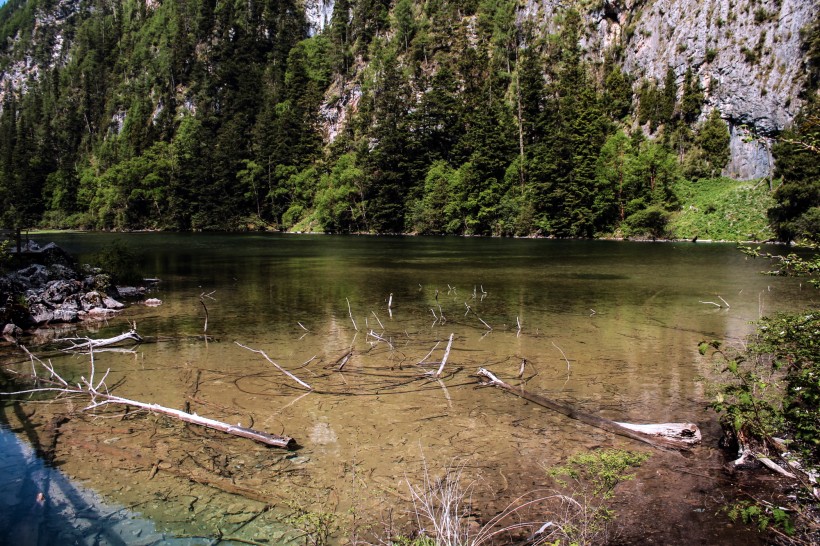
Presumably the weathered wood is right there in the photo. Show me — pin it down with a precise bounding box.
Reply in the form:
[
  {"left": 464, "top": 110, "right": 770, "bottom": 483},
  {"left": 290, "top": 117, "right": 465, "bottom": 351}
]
[
  {"left": 235, "top": 342, "right": 313, "bottom": 391},
  {"left": 435, "top": 333, "right": 455, "bottom": 378},
  {"left": 476, "top": 367, "right": 700, "bottom": 450},
  {"left": 615, "top": 422, "right": 702, "bottom": 446},
  {"left": 5, "top": 345, "right": 296, "bottom": 449},
  {"left": 56, "top": 329, "right": 143, "bottom": 351}
]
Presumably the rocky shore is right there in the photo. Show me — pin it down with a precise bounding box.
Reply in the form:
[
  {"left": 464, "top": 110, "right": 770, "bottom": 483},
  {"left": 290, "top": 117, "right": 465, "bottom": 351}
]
[{"left": 0, "top": 241, "right": 148, "bottom": 340}]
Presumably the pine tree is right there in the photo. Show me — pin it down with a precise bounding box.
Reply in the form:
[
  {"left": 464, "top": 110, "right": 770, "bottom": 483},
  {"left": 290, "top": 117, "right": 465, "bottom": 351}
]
[{"left": 695, "top": 109, "right": 731, "bottom": 177}]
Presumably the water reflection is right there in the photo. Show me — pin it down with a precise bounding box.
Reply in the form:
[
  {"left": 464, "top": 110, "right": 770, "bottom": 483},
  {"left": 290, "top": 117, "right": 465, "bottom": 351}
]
[
  {"left": 0, "top": 405, "right": 208, "bottom": 545},
  {"left": 1, "top": 233, "right": 808, "bottom": 542}
]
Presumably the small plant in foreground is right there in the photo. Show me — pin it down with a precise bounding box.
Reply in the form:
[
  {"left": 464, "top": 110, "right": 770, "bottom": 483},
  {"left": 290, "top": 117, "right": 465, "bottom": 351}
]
[
  {"left": 284, "top": 501, "right": 340, "bottom": 546},
  {"left": 545, "top": 449, "right": 650, "bottom": 545},
  {"left": 548, "top": 449, "right": 650, "bottom": 499},
  {"left": 726, "top": 500, "right": 795, "bottom": 536}
]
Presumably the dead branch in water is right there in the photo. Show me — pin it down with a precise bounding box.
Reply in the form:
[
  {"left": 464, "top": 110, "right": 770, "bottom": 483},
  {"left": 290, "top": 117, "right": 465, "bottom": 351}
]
[
  {"left": 235, "top": 342, "right": 313, "bottom": 391},
  {"left": 200, "top": 291, "right": 216, "bottom": 333},
  {"left": 475, "top": 367, "right": 700, "bottom": 450},
  {"left": 434, "top": 334, "right": 455, "bottom": 378},
  {"left": 346, "top": 298, "right": 359, "bottom": 331},
  {"left": 3, "top": 346, "right": 295, "bottom": 448},
  {"left": 55, "top": 329, "right": 143, "bottom": 352}
]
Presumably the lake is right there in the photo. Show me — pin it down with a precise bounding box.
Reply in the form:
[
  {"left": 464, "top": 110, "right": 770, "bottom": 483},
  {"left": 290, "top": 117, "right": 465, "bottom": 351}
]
[{"left": 0, "top": 233, "right": 808, "bottom": 544}]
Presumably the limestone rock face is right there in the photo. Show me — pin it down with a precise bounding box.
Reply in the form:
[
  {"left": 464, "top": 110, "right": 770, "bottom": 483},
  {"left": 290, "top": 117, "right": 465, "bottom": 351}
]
[
  {"left": 1, "top": 0, "right": 817, "bottom": 181},
  {"left": 305, "top": 0, "right": 335, "bottom": 36},
  {"left": 621, "top": 0, "right": 817, "bottom": 178},
  {"left": 522, "top": 0, "right": 819, "bottom": 179}
]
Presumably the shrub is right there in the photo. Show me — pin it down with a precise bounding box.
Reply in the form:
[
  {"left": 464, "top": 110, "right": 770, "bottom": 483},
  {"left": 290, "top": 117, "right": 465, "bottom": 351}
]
[
  {"left": 622, "top": 206, "right": 671, "bottom": 239},
  {"left": 92, "top": 240, "right": 143, "bottom": 286}
]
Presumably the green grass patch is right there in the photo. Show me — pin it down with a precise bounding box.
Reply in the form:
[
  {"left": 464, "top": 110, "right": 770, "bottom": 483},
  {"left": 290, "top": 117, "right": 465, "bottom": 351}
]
[{"left": 670, "top": 177, "right": 775, "bottom": 241}]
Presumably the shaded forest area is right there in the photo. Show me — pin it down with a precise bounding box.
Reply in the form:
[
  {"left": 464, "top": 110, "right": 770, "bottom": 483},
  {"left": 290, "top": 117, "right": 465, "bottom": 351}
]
[{"left": 0, "top": 0, "right": 817, "bottom": 239}]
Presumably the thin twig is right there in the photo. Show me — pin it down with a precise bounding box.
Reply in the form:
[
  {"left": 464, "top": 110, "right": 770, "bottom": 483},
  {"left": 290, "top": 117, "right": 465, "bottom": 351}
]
[
  {"left": 235, "top": 342, "right": 312, "bottom": 390},
  {"left": 346, "top": 298, "right": 359, "bottom": 331},
  {"left": 435, "top": 334, "right": 455, "bottom": 378}
]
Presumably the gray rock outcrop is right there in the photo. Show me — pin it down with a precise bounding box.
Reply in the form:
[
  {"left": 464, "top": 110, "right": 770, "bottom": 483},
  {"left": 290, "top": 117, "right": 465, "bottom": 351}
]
[
  {"left": 0, "top": 242, "right": 127, "bottom": 332},
  {"left": 522, "top": 0, "right": 819, "bottom": 179}
]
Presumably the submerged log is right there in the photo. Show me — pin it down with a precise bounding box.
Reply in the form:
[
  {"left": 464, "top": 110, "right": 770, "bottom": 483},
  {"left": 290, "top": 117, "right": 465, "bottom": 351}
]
[
  {"left": 476, "top": 367, "right": 700, "bottom": 450},
  {"left": 88, "top": 393, "right": 297, "bottom": 448}
]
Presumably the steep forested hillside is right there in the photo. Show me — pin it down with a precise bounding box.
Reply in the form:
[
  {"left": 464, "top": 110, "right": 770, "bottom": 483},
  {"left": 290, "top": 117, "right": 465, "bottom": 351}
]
[{"left": 0, "top": 0, "right": 817, "bottom": 237}]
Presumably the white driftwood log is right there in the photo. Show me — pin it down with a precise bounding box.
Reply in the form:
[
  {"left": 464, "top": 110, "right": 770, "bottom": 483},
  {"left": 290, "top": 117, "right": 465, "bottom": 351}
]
[
  {"left": 477, "top": 367, "right": 700, "bottom": 450},
  {"left": 615, "top": 422, "right": 702, "bottom": 446},
  {"left": 56, "top": 329, "right": 143, "bottom": 352},
  {"left": 5, "top": 345, "right": 295, "bottom": 449},
  {"left": 85, "top": 393, "right": 294, "bottom": 448}
]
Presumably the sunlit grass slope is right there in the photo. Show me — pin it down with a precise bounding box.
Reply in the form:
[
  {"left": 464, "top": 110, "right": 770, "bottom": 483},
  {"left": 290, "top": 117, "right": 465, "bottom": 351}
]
[{"left": 670, "top": 177, "right": 776, "bottom": 242}]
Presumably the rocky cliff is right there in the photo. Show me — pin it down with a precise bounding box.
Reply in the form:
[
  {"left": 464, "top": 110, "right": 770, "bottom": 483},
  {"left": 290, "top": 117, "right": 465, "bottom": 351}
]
[
  {"left": 521, "top": 0, "right": 817, "bottom": 179},
  {"left": 1, "top": 0, "right": 816, "bottom": 179}
]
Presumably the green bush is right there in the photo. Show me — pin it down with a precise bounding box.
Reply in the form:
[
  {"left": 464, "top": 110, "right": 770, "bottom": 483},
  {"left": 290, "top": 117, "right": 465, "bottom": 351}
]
[
  {"left": 92, "top": 240, "right": 143, "bottom": 286},
  {"left": 706, "top": 311, "right": 819, "bottom": 464},
  {"left": 622, "top": 205, "right": 670, "bottom": 239}
]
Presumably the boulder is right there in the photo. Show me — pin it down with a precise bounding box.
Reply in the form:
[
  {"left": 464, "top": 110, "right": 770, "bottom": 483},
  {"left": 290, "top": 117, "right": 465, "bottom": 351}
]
[
  {"left": 42, "top": 279, "right": 83, "bottom": 304},
  {"left": 2, "top": 323, "right": 22, "bottom": 338}
]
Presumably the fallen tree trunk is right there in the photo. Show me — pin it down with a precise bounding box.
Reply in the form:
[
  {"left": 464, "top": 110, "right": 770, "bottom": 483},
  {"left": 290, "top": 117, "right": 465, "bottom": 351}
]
[
  {"left": 5, "top": 346, "right": 296, "bottom": 449},
  {"left": 87, "top": 393, "right": 296, "bottom": 448},
  {"left": 476, "top": 367, "right": 700, "bottom": 450}
]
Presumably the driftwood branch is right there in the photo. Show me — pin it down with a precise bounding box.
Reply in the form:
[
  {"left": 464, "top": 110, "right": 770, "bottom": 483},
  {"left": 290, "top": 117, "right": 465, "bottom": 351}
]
[
  {"left": 434, "top": 334, "right": 455, "bottom": 378},
  {"left": 235, "top": 342, "right": 313, "bottom": 391},
  {"left": 56, "top": 330, "right": 143, "bottom": 352},
  {"left": 476, "top": 368, "right": 700, "bottom": 450},
  {"left": 4, "top": 346, "right": 295, "bottom": 448},
  {"left": 200, "top": 291, "right": 215, "bottom": 333},
  {"left": 346, "top": 297, "right": 359, "bottom": 331}
]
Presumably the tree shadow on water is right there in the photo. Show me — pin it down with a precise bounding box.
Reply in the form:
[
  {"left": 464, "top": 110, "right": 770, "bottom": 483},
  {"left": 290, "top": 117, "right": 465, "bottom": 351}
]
[{"left": 0, "top": 399, "right": 205, "bottom": 546}]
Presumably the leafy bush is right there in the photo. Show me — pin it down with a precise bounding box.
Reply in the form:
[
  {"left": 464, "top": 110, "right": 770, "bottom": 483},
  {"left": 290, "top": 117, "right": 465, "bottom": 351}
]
[
  {"left": 706, "top": 311, "right": 819, "bottom": 464},
  {"left": 622, "top": 205, "right": 670, "bottom": 239},
  {"left": 726, "top": 500, "right": 794, "bottom": 535},
  {"left": 545, "top": 449, "right": 650, "bottom": 545},
  {"left": 92, "top": 240, "right": 143, "bottom": 286}
]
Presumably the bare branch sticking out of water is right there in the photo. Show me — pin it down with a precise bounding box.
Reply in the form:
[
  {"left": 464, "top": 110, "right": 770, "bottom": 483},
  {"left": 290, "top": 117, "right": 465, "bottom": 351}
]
[
  {"left": 346, "top": 298, "right": 359, "bottom": 331},
  {"left": 199, "top": 290, "right": 216, "bottom": 333},
  {"left": 371, "top": 311, "right": 385, "bottom": 330},
  {"left": 367, "top": 330, "right": 394, "bottom": 349},
  {"left": 434, "top": 334, "right": 455, "bottom": 378},
  {"left": 464, "top": 303, "right": 492, "bottom": 330},
  {"left": 4, "top": 346, "right": 295, "bottom": 448},
  {"left": 418, "top": 341, "right": 441, "bottom": 366},
  {"left": 552, "top": 342, "right": 572, "bottom": 391},
  {"left": 235, "top": 342, "right": 313, "bottom": 391},
  {"left": 699, "top": 295, "right": 730, "bottom": 309},
  {"left": 518, "top": 358, "right": 527, "bottom": 379}
]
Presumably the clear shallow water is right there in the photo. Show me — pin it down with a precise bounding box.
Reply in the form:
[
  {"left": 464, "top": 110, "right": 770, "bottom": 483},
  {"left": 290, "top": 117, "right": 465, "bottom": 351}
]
[
  {"left": 0, "top": 421, "right": 211, "bottom": 545},
  {"left": 1, "top": 233, "right": 813, "bottom": 542}
]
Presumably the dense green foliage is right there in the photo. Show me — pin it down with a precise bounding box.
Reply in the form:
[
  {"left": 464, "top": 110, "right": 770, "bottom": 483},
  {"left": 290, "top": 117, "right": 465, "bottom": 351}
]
[
  {"left": 770, "top": 99, "right": 820, "bottom": 243},
  {"left": 670, "top": 177, "right": 775, "bottom": 241},
  {"left": 0, "top": 0, "right": 752, "bottom": 235}
]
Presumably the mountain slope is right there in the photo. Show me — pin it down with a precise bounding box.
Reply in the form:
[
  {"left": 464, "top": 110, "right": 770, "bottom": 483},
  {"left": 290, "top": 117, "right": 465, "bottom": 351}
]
[{"left": 0, "top": 0, "right": 817, "bottom": 234}]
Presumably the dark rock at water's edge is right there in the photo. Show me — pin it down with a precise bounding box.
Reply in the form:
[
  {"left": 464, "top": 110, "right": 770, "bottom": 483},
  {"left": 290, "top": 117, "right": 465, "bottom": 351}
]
[{"left": 1, "top": 240, "right": 148, "bottom": 338}]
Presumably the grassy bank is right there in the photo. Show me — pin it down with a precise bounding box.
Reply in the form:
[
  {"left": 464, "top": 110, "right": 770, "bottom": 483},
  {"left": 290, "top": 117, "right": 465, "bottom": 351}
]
[{"left": 670, "top": 177, "right": 775, "bottom": 242}]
